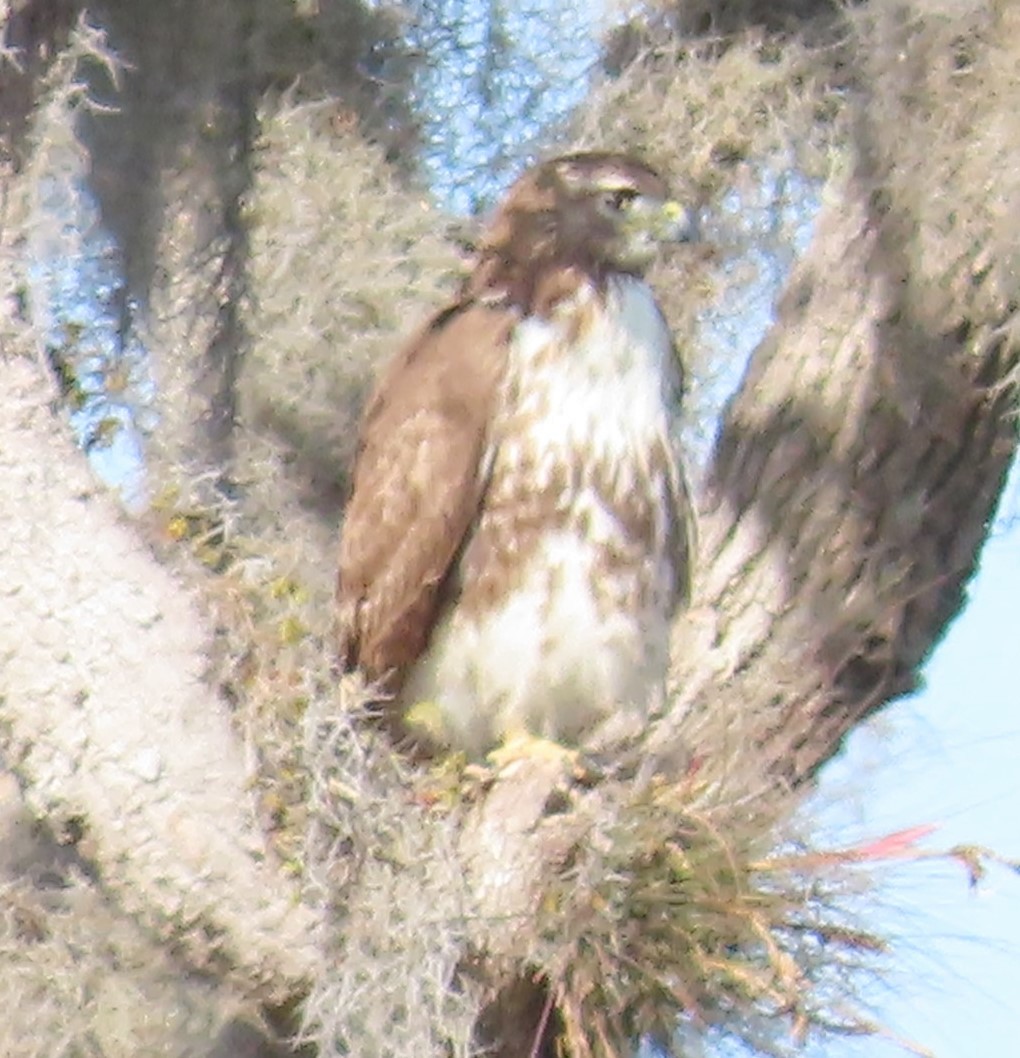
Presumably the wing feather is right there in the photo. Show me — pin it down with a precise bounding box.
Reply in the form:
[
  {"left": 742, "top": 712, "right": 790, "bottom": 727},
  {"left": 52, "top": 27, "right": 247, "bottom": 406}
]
[
  {"left": 336, "top": 301, "right": 515, "bottom": 687},
  {"left": 665, "top": 337, "right": 696, "bottom": 610},
  {"left": 667, "top": 454, "right": 696, "bottom": 610}
]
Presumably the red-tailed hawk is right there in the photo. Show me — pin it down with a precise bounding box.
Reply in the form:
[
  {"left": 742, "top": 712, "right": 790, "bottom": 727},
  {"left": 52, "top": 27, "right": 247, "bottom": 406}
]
[{"left": 337, "top": 151, "right": 695, "bottom": 758}]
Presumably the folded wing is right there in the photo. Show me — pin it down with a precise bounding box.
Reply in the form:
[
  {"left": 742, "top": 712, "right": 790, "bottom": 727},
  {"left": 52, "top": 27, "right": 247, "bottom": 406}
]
[{"left": 336, "top": 302, "right": 515, "bottom": 689}]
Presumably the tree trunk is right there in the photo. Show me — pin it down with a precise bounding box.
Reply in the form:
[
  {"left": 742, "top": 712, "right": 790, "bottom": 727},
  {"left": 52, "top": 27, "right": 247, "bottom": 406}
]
[{"left": 663, "top": 172, "right": 1016, "bottom": 790}]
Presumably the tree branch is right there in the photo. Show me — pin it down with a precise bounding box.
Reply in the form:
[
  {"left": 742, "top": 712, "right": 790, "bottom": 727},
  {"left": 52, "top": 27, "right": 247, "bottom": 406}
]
[
  {"left": 0, "top": 353, "right": 318, "bottom": 1004},
  {"left": 662, "top": 170, "right": 1016, "bottom": 788}
]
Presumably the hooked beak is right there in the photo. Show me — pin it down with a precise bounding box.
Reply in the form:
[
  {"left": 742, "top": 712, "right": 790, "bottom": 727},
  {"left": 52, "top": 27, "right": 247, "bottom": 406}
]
[
  {"left": 655, "top": 199, "right": 700, "bottom": 244},
  {"left": 615, "top": 196, "right": 700, "bottom": 271}
]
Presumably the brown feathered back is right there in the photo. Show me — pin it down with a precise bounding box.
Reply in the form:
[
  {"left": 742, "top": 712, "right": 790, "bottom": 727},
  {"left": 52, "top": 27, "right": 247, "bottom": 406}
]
[{"left": 336, "top": 303, "right": 514, "bottom": 686}]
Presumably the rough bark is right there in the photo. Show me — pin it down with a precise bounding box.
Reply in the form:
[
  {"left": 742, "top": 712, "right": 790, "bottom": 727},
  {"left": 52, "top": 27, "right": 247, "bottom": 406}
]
[
  {"left": 0, "top": 353, "right": 318, "bottom": 1004},
  {"left": 662, "top": 174, "right": 1017, "bottom": 788},
  {"left": 0, "top": 0, "right": 81, "bottom": 161}
]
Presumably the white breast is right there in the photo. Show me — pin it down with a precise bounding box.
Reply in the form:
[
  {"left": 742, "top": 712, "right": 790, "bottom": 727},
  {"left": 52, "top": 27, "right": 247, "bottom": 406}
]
[
  {"left": 509, "top": 277, "right": 680, "bottom": 469},
  {"left": 400, "top": 277, "right": 682, "bottom": 757}
]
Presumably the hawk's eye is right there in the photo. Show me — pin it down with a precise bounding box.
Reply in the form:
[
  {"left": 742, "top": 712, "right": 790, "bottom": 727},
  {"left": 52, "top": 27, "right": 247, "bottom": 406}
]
[{"left": 603, "top": 188, "right": 638, "bottom": 212}]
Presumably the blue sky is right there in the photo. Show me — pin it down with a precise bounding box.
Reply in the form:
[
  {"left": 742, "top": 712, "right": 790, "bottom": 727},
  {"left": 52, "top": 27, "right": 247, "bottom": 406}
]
[
  {"left": 810, "top": 491, "right": 1020, "bottom": 1057},
  {"left": 693, "top": 181, "right": 1020, "bottom": 1054}
]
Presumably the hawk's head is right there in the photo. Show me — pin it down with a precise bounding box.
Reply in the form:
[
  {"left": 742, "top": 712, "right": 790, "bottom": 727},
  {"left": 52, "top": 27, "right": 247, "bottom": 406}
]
[{"left": 472, "top": 151, "right": 696, "bottom": 309}]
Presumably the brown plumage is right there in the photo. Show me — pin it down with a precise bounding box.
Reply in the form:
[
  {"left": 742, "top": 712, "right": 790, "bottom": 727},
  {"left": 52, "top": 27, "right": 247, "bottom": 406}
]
[{"left": 337, "top": 151, "right": 696, "bottom": 756}]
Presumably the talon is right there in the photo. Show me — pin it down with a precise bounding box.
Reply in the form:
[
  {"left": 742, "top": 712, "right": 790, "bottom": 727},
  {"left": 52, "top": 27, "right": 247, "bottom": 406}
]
[{"left": 487, "top": 731, "right": 582, "bottom": 774}]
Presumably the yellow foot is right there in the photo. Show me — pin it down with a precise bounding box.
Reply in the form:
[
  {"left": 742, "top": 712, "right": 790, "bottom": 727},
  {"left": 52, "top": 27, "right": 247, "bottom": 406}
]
[
  {"left": 403, "top": 699, "right": 448, "bottom": 746},
  {"left": 486, "top": 731, "right": 595, "bottom": 782}
]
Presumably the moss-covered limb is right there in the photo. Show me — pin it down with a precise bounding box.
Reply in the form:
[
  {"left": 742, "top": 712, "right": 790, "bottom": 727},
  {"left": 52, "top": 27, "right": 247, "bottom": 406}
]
[
  {"left": 308, "top": 737, "right": 885, "bottom": 1058},
  {"left": 235, "top": 104, "right": 462, "bottom": 589},
  {"left": 0, "top": 771, "right": 295, "bottom": 1058},
  {"left": 661, "top": 177, "right": 1015, "bottom": 790},
  {"left": 0, "top": 353, "right": 318, "bottom": 1005},
  {"left": 660, "top": 0, "right": 1020, "bottom": 790}
]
